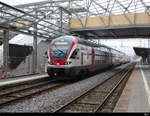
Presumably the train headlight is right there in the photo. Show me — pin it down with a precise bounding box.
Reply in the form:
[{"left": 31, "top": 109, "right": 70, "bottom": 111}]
[
  {"left": 48, "top": 61, "right": 53, "bottom": 65},
  {"left": 64, "top": 61, "right": 72, "bottom": 65}
]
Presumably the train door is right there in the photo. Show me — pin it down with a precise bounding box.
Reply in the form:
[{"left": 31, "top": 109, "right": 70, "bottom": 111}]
[
  {"left": 104, "top": 52, "right": 107, "bottom": 64},
  {"left": 91, "top": 48, "right": 95, "bottom": 71},
  {"left": 81, "top": 52, "right": 83, "bottom": 65},
  {"left": 148, "top": 55, "right": 150, "bottom": 64},
  {"left": 109, "top": 49, "right": 112, "bottom": 66}
]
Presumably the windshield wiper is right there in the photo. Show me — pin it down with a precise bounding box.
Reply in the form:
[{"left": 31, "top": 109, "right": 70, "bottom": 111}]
[{"left": 54, "top": 44, "right": 67, "bottom": 56}]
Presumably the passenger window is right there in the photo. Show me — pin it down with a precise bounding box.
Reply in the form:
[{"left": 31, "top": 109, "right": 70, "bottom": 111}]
[{"left": 70, "top": 48, "right": 79, "bottom": 59}]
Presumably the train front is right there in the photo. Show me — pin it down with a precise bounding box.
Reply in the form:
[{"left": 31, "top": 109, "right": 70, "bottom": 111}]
[{"left": 47, "top": 36, "right": 78, "bottom": 78}]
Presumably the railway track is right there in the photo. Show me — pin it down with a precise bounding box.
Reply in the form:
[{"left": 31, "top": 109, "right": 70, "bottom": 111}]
[
  {"left": 0, "top": 79, "right": 65, "bottom": 109},
  {"left": 54, "top": 63, "right": 135, "bottom": 113}
]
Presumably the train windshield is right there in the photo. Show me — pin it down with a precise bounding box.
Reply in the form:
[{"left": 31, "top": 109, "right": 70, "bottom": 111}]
[{"left": 50, "top": 36, "right": 73, "bottom": 59}]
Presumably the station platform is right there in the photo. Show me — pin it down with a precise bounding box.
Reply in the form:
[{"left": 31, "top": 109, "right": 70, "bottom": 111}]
[
  {"left": 0, "top": 73, "right": 48, "bottom": 88},
  {"left": 114, "top": 64, "right": 150, "bottom": 112}
]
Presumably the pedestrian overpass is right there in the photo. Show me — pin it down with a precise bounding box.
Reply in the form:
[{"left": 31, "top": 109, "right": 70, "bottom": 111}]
[{"left": 70, "top": 12, "right": 150, "bottom": 39}]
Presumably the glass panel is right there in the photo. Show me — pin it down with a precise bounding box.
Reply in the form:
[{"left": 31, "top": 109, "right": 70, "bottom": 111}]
[{"left": 50, "top": 36, "right": 73, "bottom": 59}]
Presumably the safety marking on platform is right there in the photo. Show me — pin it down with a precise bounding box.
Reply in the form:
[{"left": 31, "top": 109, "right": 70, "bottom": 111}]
[
  {"left": 113, "top": 66, "right": 136, "bottom": 112},
  {"left": 140, "top": 65, "right": 150, "bottom": 108}
]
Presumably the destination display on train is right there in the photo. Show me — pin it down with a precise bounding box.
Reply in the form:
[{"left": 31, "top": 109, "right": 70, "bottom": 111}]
[{"left": 55, "top": 42, "right": 68, "bottom": 45}]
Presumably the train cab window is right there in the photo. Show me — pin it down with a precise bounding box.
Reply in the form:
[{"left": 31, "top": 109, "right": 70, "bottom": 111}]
[{"left": 70, "top": 48, "right": 80, "bottom": 59}]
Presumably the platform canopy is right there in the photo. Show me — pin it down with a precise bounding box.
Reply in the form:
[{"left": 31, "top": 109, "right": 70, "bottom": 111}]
[
  {"left": 133, "top": 47, "right": 150, "bottom": 58},
  {"left": 0, "top": 0, "right": 150, "bottom": 40}
]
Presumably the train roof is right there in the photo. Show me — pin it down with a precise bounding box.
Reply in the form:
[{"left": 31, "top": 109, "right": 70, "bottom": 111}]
[
  {"left": 100, "top": 44, "right": 126, "bottom": 55},
  {"left": 56, "top": 35, "right": 126, "bottom": 55},
  {"left": 75, "top": 36, "right": 126, "bottom": 55},
  {"left": 77, "top": 37, "right": 125, "bottom": 54},
  {"left": 77, "top": 38, "right": 100, "bottom": 48}
]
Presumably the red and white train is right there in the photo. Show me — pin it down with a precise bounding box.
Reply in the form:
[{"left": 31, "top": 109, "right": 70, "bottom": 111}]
[{"left": 46, "top": 35, "right": 129, "bottom": 80}]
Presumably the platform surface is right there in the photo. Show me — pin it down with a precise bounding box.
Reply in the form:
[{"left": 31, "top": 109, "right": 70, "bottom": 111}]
[
  {"left": 0, "top": 73, "right": 48, "bottom": 87},
  {"left": 114, "top": 64, "right": 150, "bottom": 112}
]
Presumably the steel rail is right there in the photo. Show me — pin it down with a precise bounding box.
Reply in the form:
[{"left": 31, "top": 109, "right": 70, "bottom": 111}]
[
  {"left": 54, "top": 63, "right": 133, "bottom": 113},
  {"left": 94, "top": 66, "right": 133, "bottom": 112},
  {"left": 0, "top": 79, "right": 56, "bottom": 97},
  {"left": 0, "top": 79, "right": 65, "bottom": 108}
]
